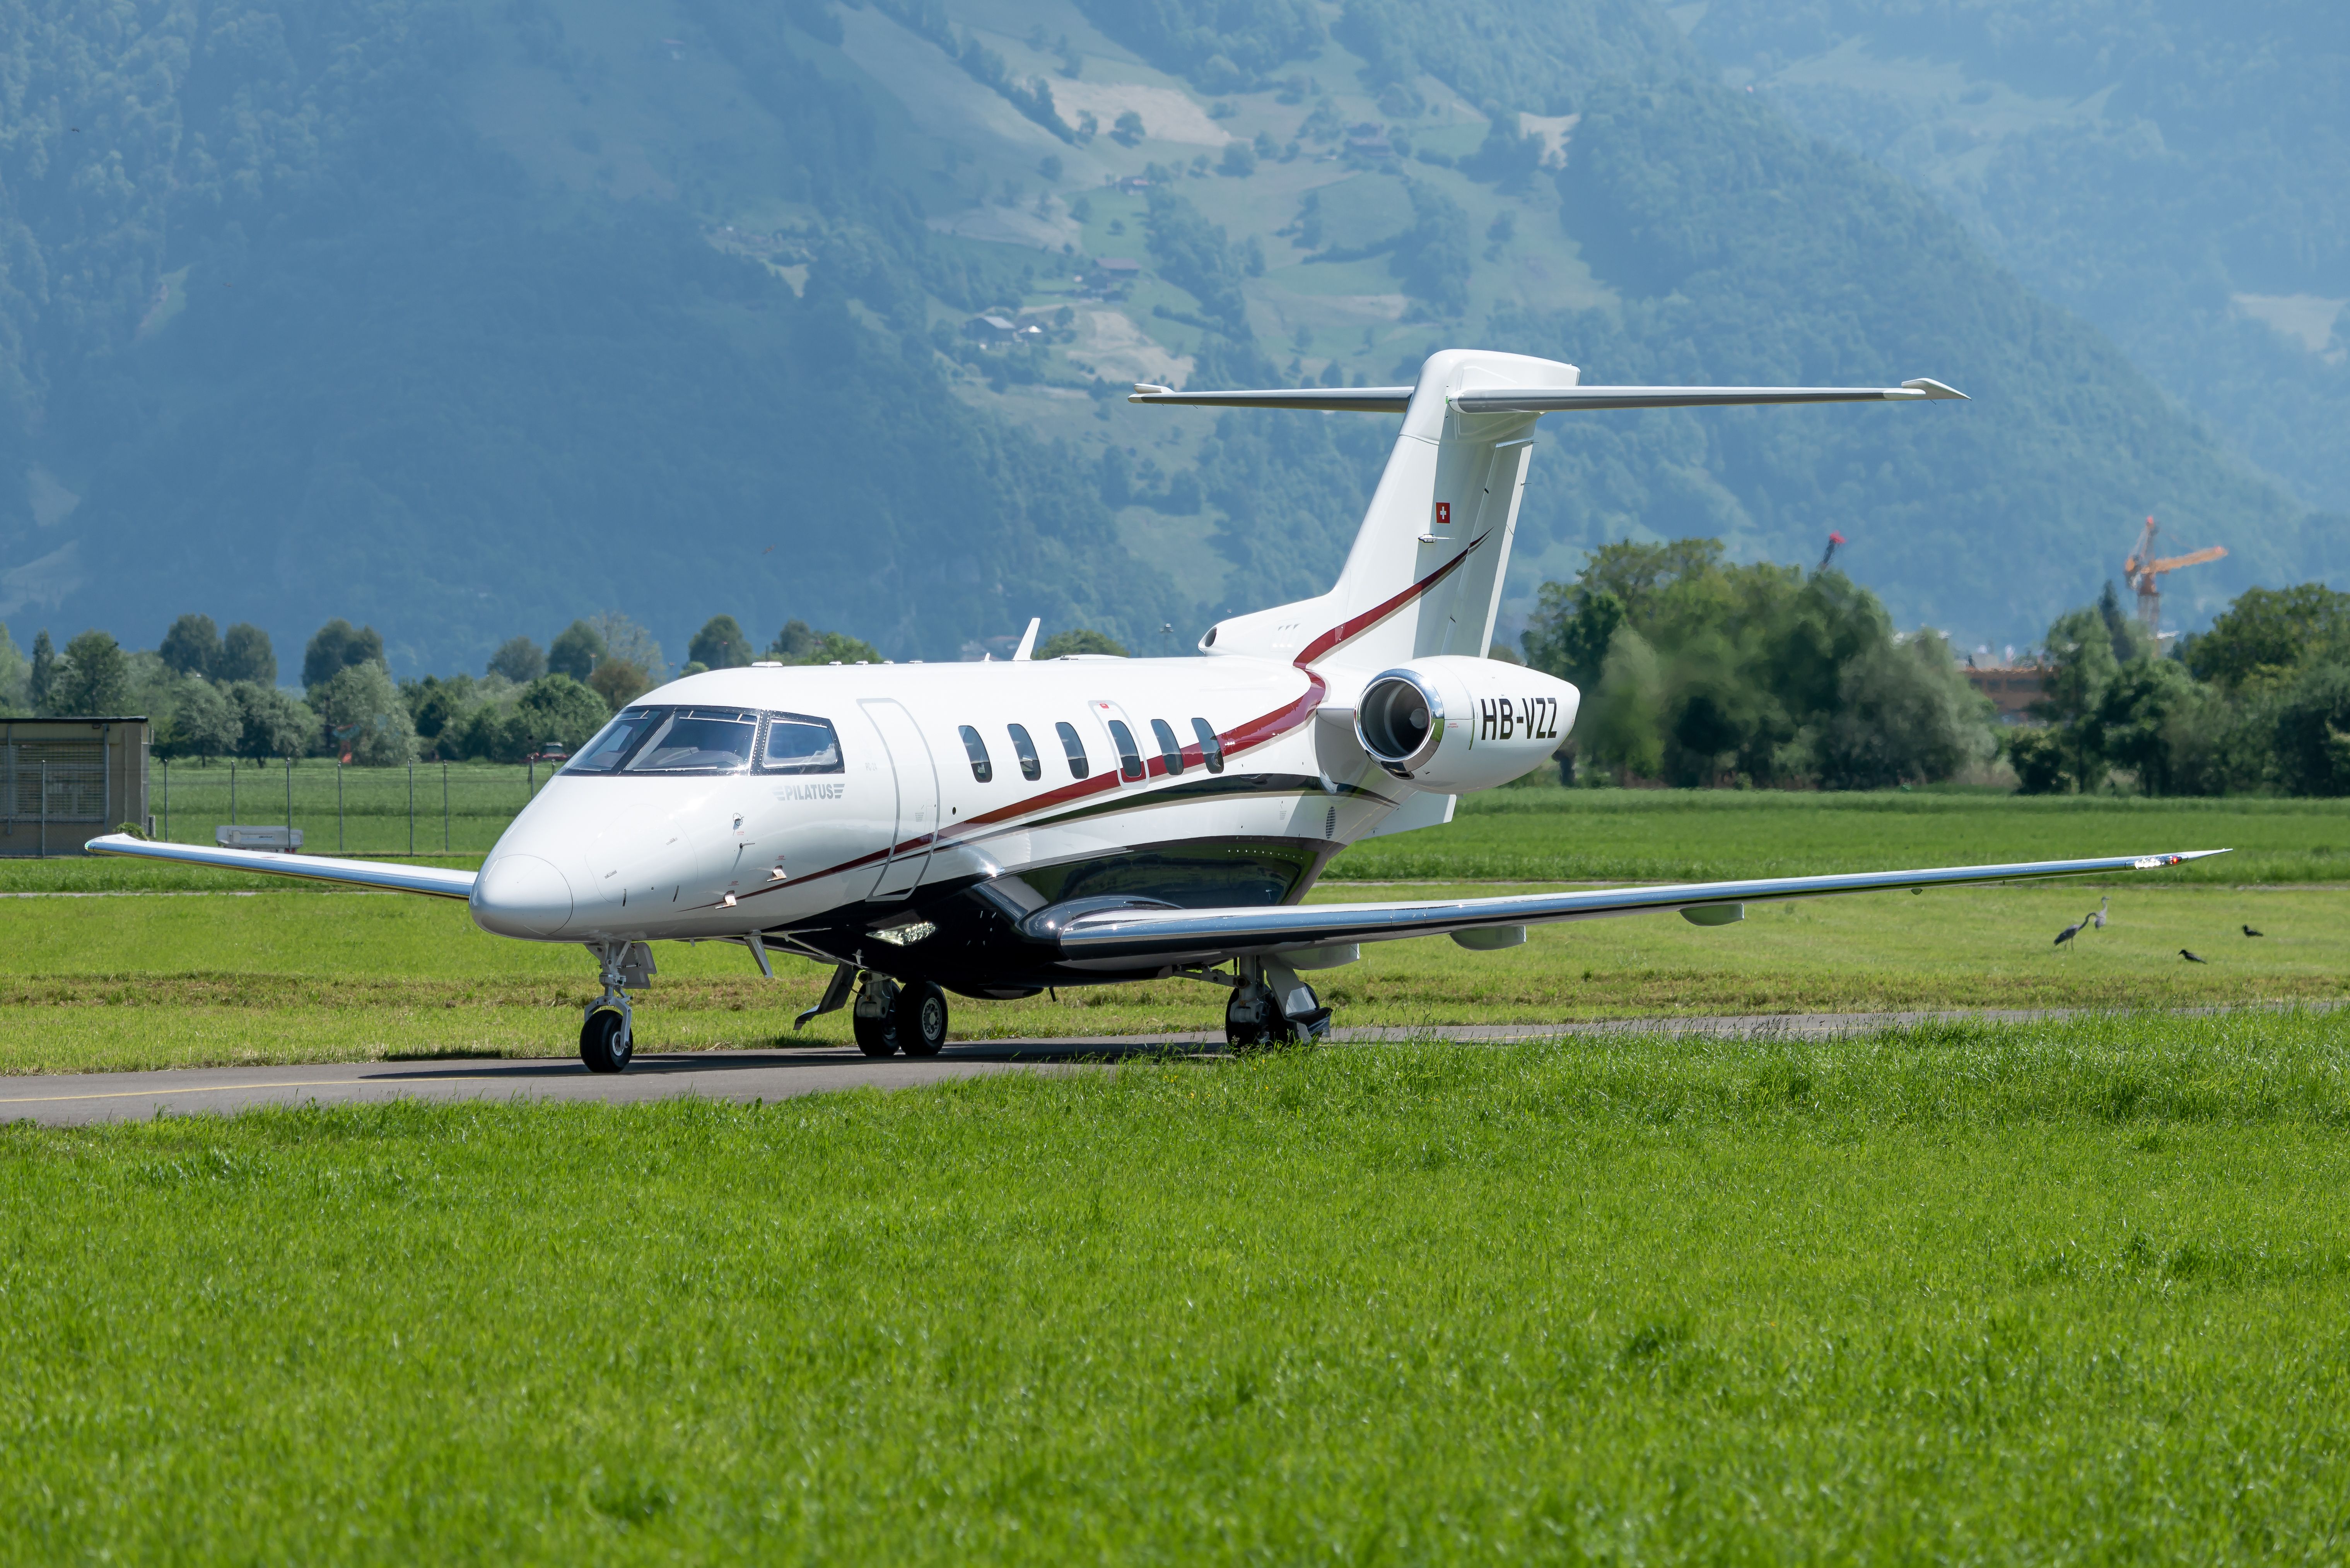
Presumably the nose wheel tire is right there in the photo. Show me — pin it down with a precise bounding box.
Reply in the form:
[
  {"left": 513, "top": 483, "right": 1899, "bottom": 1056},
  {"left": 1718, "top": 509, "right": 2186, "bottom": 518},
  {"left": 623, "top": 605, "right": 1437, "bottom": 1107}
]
[
  {"left": 580, "top": 1007, "right": 633, "bottom": 1073},
  {"left": 852, "top": 975, "right": 900, "bottom": 1058},
  {"left": 893, "top": 981, "right": 950, "bottom": 1057}
]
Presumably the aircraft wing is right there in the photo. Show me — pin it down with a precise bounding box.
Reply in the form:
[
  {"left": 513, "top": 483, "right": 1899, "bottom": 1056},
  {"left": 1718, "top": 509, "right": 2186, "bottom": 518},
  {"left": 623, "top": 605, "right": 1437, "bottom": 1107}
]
[
  {"left": 84, "top": 834, "right": 477, "bottom": 900},
  {"left": 1042, "top": 850, "right": 2226, "bottom": 966}
]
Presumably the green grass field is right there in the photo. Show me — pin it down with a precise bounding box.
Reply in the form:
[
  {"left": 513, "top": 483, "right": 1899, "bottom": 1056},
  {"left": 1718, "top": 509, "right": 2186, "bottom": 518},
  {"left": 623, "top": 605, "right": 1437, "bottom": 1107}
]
[
  {"left": 4, "top": 1013, "right": 2347, "bottom": 1560},
  {"left": 0, "top": 878, "right": 2339, "bottom": 1073},
  {"left": 1327, "top": 786, "right": 2350, "bottom": 884},
  {"left": 5, "top": 780, "right": 2347, "bottom": 1073}
]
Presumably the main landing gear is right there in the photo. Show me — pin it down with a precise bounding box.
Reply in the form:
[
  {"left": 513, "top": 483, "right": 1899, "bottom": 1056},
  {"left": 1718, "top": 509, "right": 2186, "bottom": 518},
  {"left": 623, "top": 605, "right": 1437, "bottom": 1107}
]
[
  {"left": 1216, "top": 956, "right": 1334, "bottom": 1050},
  {"left": 580, "top": 940, "right": 656, "bottom": 1073},
  {"left": 850, "top": 973, "right": 950, "bottom": 1058}
]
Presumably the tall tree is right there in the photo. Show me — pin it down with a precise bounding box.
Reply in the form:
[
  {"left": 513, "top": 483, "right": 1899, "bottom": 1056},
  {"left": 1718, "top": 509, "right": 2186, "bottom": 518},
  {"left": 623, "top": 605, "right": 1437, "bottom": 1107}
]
[
  {"left": 159, "top": 614, "right": 222, "bottom": 678},
  {"left": 303, "top": 620, "right": 386, "bottom": 690},
  {"left": 689, "top": 616, "right": 754, "bottom": 671},
  {"left": 217, "top": 624, "right": 277, "bottom": 686},
  {"left": 488, "top": 638, "right": 546, "bottom": 683},
  {"left": 28, "top": 633, "right": 56, "bottom": 713},
  {"left": 548, "top": 620, "right": 607, "bottom": 682},
  {"left": 46, "top": 631, "right": 134, "bottom": 716}
]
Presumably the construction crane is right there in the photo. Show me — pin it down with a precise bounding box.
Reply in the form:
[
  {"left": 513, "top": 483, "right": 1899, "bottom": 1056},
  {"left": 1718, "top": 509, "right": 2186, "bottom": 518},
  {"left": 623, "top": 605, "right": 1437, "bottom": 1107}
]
[{"left": 2122, "top": 515, "right": 2225, "bottom": 637}]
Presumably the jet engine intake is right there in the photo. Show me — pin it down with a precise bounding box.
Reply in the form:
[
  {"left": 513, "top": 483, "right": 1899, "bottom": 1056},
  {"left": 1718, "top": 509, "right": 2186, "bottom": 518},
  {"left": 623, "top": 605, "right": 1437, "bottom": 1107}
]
[{"left": 1353, "top": 657, "right": 1579, "bottom": 792}]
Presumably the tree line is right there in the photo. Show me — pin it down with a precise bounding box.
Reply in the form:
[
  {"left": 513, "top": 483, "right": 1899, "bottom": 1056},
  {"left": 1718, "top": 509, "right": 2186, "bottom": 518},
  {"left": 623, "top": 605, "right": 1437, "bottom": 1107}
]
[
  {"left": 2014, "top": 583, "right": 2350, "bottom": 797},
  {"left": 1521, "top": 539, "right": 1994, "bottom": 789},
  {"left": 1520, "top": 536, "right": 2350, "bottom": 798},
  {"left": 0, "top": 612, "right": 1131, "bottom": 765}
]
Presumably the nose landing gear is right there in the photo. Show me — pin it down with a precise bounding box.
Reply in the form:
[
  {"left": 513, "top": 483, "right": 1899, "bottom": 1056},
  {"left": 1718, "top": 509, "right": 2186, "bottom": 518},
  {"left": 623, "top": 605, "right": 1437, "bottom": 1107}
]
[
  {"left": 579, "top": 940, "right": 655, "bottom": 1073},
  {"left": 850, "top": 973, "right": 950, "bottom": 1058}
]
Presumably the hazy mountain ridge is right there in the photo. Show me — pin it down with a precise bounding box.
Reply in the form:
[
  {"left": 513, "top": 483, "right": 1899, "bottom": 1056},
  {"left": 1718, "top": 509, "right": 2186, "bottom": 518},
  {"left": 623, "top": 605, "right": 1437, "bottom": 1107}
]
[
  {"left": 0, "top": 0, "right": 2332, "bottom": 676},
  {"left": 1689, "top": 0, "right": 2350, "bottom": 517}
]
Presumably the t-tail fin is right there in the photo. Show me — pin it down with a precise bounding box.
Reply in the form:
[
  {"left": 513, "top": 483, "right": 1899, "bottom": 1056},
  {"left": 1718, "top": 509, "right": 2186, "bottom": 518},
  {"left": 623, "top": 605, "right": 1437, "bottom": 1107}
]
[{"left": 1132, "top": 350, "right": 1963, "bottom": 675}]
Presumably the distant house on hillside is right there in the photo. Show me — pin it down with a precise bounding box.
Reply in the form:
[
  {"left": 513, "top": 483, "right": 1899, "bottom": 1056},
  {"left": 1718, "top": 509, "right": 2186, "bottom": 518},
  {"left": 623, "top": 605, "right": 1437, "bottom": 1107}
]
[
  {"left": 1083, "top": 256, "right": 1141, "bottom": 299},
  {"left": 965, "top": 314, "right": 1018, "bottom": 341},
  {"left": 1346, "top": 123, "right": 1392, "bottom": 157}
]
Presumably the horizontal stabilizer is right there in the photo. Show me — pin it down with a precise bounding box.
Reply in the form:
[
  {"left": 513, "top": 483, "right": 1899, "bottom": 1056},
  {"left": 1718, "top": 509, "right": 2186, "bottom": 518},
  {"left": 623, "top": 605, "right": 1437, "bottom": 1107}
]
[
  {"left": 1130, "top": 377, "right": 1966, "bottom": 415},
  {"left": 85, "top": 834, "right": 478, "bottom": 899},
  {"left": 1130, "top": 383, "right": 1414, "bottom": 412}
]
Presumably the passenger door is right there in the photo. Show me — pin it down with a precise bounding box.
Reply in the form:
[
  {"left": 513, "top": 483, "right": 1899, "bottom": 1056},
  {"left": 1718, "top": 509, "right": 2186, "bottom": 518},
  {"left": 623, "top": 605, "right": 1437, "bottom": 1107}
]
[{"left": 860, "top": 698, "right": 939, "bottom": 899}]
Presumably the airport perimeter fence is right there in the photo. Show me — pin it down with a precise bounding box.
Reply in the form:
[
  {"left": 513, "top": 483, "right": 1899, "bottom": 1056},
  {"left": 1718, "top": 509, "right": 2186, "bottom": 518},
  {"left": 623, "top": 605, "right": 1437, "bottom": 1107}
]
[{"left": 153, "top": 758, "right": 561, "bottom": 857}]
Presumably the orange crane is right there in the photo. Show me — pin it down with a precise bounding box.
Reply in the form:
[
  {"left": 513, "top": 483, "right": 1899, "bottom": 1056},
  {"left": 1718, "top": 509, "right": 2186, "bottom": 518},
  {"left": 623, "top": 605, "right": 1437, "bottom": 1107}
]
[{"left": 2122, "top": 515, "right": 2225, "bottom": 637}]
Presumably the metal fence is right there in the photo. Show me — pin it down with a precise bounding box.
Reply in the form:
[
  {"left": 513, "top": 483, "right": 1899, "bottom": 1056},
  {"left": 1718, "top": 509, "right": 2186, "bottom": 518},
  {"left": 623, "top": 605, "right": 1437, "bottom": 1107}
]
[{"left": 154, "top": 758, "right": 563, "bottom": 857}]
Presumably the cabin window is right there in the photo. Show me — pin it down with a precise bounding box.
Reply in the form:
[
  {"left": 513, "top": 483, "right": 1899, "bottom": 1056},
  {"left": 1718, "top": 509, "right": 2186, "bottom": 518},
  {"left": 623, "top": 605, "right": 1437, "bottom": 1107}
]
[
  {"left": 623, "top": 708, "right": 759, "bottom": 772},
  {"left": 758, "top": 712, "right": 843, "bottom": 774},
  {"left": 1055, "top": 720, "right": 1090, "bottom": 780},
  {"left": 566, "top": 709, "right": 665, "bottom": 773},
  {"left": 1007, "top": 723, "right": 1042, "bottom": 781},
  {"left": 1192, "top": 717, "right": 1225, "bottom": 774},
  {"left": 958, "top": 724, "right": 994, "bottom": 783},
  {"left": 1106, "top": 718, "right": 1145, "bottom": 780},
  {"left": 1150, "top": 718, "right": 1184, "bottom": 776}
]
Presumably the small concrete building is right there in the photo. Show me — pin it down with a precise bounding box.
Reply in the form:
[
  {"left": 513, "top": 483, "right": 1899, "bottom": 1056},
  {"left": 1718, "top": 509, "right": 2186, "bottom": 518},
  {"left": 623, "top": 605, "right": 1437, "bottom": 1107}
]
[{"left": 0, "top": 717, "right": 150, "bottom": 855}]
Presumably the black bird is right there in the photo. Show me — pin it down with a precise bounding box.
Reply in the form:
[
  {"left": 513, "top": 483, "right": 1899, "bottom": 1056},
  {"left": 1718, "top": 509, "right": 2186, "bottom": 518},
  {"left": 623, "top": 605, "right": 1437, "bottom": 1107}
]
[
  {"left": 2243, "top": 925, "right": 2264, "bottom": 937},
  {"left": 2054, "top": 918, "right": 2085, "bottom": 948},
  {"left": 2180, "top": 949, "right": 2207, "bottom": 963}
]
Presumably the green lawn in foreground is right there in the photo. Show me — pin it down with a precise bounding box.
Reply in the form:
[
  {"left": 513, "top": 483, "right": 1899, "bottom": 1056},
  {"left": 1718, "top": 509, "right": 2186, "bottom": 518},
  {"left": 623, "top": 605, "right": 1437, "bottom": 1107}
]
[
  {"left": 0, "top": 881, "right": 2341, "bottom": 1073},
  {"left": 3, "top": 1012, "right": 2346, "bottom": 1561},
  {"left": 1329, "top": 786, "right": 2350, "bottom": 884}
]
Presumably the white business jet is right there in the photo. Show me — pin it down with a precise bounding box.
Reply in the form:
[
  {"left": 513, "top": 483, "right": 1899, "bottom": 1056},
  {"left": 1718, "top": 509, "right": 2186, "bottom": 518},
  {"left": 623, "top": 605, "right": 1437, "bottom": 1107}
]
[{"left": 91, "top": 350, "right": 2222, "bottom": 1070}]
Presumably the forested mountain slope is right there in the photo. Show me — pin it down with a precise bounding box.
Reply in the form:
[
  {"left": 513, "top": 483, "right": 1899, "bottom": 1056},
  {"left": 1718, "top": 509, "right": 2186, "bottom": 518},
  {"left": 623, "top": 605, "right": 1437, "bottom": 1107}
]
[
  {"left": 0, "top": 0, "right": 2330, "bottom": 672},
  {"left": 1690, "top": 0, "right": 2350, "bottom": 518}
]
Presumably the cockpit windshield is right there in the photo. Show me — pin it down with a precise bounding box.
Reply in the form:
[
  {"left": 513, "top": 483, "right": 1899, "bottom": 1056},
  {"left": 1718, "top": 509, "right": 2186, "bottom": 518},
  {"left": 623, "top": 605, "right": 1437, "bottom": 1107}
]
[
  {"left": 565, "top": 709, "right": 664, "bottom": 773},
  {"left": 564, "top": 707, "right": 759, "bottom": 774},
  {"left": 564, "top": 707, "right": 840, "bottom": 776}
]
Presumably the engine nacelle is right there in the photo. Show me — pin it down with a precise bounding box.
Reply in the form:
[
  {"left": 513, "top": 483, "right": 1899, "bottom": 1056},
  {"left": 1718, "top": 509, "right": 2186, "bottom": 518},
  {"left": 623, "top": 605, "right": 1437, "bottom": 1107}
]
[{"left": 1352, "top": 657, "right": 1580, "bottom": 792}]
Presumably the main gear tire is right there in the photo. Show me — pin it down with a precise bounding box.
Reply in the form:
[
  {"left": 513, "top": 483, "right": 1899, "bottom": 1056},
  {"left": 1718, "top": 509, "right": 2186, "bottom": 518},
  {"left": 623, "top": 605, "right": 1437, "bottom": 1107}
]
[
  {"left": 852, "top": 976, "right": 900, "bottom": 1058},
  {"left": 893, "top": 981, "right": 950, "bottom": 1057}
]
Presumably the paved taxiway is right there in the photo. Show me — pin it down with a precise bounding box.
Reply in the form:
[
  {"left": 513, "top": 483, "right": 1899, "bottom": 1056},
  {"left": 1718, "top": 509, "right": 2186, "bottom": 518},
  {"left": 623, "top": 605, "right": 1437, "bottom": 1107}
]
[{"left": 0, "top": 1009, "right": 2169, "bottom": 1126}]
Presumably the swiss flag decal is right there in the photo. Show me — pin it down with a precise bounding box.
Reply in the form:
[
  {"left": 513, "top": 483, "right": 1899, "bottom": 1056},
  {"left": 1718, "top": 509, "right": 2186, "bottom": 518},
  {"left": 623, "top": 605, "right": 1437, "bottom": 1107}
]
[{"left": 1434, "top": 502, "right": 1450, "bottom": 527}]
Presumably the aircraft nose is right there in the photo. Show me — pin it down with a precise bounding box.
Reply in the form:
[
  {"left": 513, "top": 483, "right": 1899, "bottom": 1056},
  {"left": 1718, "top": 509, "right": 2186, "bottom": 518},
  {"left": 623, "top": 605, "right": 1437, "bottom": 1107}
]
[{"left": 472, "top": 853, "right": 575, "bottom": 938}]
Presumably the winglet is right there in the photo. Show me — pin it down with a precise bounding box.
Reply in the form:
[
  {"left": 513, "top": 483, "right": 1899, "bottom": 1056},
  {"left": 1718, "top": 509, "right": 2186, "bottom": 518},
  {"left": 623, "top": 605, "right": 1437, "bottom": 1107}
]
[
  {"left": 1901, "top": 377, "right": 1968, "bottom": 400},
  {"left": 1011, "top": 617, "right": 1040, "bottom": 661},
  {"left": 1131, "top": 382, "right": 1174, "bottom": 399}
]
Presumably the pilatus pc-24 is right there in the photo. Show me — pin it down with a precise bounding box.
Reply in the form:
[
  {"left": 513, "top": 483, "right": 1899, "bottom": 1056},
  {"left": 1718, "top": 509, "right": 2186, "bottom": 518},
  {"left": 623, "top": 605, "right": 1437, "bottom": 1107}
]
[{"left": 91, "top": 350, "right": 2224, "bottom": 1070}]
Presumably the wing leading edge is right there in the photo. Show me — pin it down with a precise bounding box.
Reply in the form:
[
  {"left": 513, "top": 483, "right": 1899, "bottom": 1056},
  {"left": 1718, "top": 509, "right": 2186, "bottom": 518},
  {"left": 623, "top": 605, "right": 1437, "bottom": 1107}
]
[
  {"left": 1049, "top": 850, "right": 2229, "bottom": 966},
  {"left": 85, "top": 834, "right": 477, "bottom": 899}
]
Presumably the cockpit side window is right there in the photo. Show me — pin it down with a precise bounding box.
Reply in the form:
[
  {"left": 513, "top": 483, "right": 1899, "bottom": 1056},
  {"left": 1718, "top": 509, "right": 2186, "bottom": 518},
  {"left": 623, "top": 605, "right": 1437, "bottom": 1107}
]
[
  {"left": 760, "top": 713, "right": 844, "bottom": 774},
  {"left": 565, "top": 709, "right": 664, "bottom": 773},
  {"left": 623, "top": 708, "right": 760, "bottom": 772}
]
